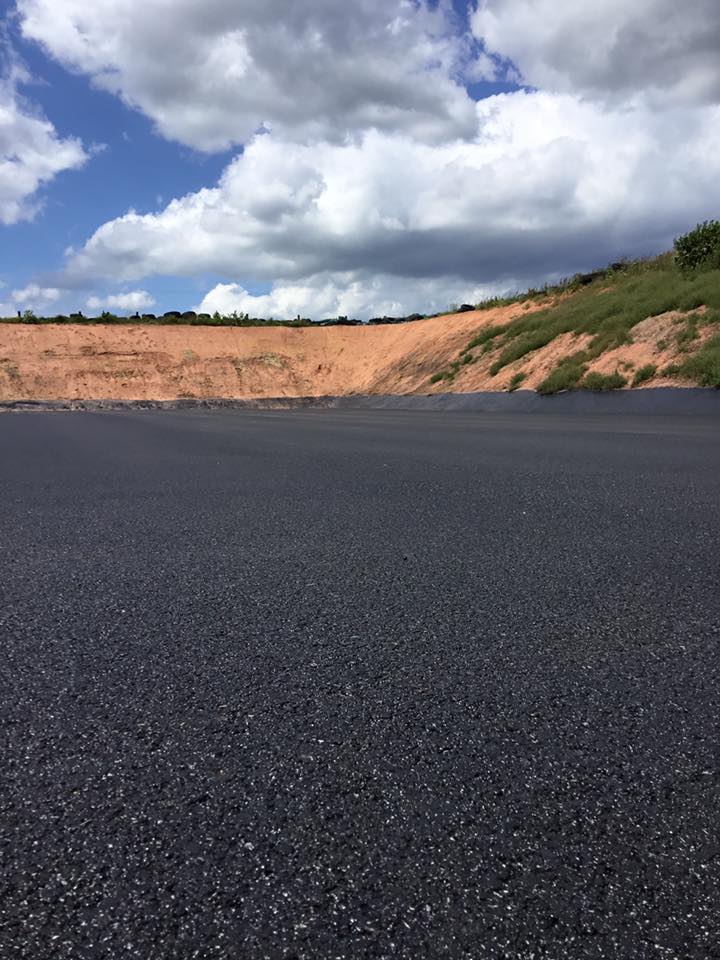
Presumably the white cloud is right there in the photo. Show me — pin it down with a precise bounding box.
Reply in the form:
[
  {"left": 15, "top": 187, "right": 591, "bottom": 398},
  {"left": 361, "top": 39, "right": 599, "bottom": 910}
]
[
  {"left": 472, "top": 0, "right": 720, "bottom": 105},
  {"left": 198, "top": 273, "right": 496, "bottom": 320},
  {"left": 0, "top": 59, "right": 87, "bottom": 224},
  {"left": 86, "top": 290, "right": 155, "bottom": 312},
  {"left": 18, "top": 0, "right": 477, "bottom": 151},
  {"left": 12, "top": 1, "right": 720, "bottom": 321},
  {"left": 61, "top": 91, "right": 720, "bottom": 317},
  {"left": 11, "top": 283, "right": 62, "bottom": 303},
  {"left": 1, "top": 282, "right": 65, "bottom": 316}
]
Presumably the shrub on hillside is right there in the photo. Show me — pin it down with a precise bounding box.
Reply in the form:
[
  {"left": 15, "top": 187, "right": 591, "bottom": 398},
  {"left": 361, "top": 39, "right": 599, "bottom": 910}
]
[
  {"left": 632, "top": 364, "right": 657, "bottom": 387},
  {"left": 678, "top": 335, "right": 720, "bottom": 387},
  {"left": 580, "top": 371, "right": 627, "bottom": 391},
  {"left": 536, "top": 359, "right": 587, "bottom": 395},
  {"left": 674, "top": 220, "right": 720, "bottom": 272}
]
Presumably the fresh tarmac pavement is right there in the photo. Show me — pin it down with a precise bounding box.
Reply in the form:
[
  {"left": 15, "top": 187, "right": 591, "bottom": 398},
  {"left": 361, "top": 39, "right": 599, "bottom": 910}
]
[{"left": 0, "top": 409, "right": 718, "bottom": 958}]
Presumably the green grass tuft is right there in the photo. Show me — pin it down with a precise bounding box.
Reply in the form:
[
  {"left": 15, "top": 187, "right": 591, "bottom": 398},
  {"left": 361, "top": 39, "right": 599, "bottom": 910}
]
[
  {"left": 465, "top": 325, "right": 508, "bottom": 351},
  {"left": 677, "top": 334, "right": 720, "bottom": 387},
  {"left": 580, "top": 371, "right": 627, "bottom": 391},
  {"left": 676, "top": 315, "right": 700, "bottom": 348},
  {"left": 537, "top": 358, "right": 587, "bottom": 395},
  {"left": 632, "top": 364, "right": 657, "bottom": 387}
]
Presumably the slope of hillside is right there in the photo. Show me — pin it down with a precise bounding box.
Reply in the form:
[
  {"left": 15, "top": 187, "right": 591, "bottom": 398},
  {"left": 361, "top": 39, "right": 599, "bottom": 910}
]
[
  {"left": 1, "top": 255, "right": 719, "bottom": 401},
  {"left": 0, "top": 307, "right": 516, "bottom": 401}
]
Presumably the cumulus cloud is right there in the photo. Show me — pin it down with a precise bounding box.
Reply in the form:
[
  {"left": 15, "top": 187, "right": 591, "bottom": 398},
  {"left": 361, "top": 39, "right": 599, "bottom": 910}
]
[
  {"left": 12, "top": 1, "right": 720, "bottom": 321},
  {"left": 86, "top": 290, "right": 155, "bottom": 312},
  {"left": 61, "top": 91, "right": 720, "bottom": 317},
  {"left": 472, "top": 0, "right": 720, "bottom": 105},
  {"left": 0, "top": 57, "right": 87, "bottom": 224},
  {"left": 18, "top": 0, "right": 477, "bottom": 151},
  {"left": 1, "top": 282, "right": 63, "bottom": 316},
  {"left": 11, "top": 283, "right": 62, "bottom": 303},
  {"left": 198, "top": 273, "right": 498, "bottom": 320}
]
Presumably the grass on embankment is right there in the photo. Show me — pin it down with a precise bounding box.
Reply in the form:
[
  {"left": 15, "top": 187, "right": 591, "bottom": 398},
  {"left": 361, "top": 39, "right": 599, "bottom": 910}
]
[
  {"left": 432, "top": 253, "right": 720, "bottom": 391},
  {"left": 672, "top": 335, "right": 720, "bottom": 387}
]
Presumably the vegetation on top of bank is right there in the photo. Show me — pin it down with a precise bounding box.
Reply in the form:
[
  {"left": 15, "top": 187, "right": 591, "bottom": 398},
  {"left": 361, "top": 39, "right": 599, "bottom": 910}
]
[{"left": 0, "top": 306, "right": 478, "bottom": 328}]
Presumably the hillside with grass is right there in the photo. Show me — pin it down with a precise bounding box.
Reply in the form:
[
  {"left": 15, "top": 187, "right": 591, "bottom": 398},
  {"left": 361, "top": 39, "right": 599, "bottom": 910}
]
[
  {"left": 423, "top": 222, "right": 720, "bottom": 393},
  {"left": 427, "top": 245, "right": 720, "bottom": 394},
  {"left": 1, "top": 223, "right": 719, "bottom": 402}
]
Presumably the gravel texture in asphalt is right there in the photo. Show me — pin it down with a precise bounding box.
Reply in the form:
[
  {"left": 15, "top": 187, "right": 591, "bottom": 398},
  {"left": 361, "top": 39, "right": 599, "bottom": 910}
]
[{"left": 1, "top": 409, "right": 719, "bottom": 959}]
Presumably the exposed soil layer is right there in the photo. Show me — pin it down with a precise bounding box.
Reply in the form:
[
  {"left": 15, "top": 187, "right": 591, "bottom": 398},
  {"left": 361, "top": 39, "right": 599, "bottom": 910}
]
[{"left": 0, "top": 303, "right": 702, "bottom": 401}]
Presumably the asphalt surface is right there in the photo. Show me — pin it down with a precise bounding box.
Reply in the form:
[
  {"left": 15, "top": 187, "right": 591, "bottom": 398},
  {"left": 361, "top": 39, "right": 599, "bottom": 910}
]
[{"left": 1, "top": 409, "right": 719, "bottom": 959}]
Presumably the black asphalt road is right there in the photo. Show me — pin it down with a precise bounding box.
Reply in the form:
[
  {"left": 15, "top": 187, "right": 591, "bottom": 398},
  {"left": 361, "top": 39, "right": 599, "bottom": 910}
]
[{"left": 1, "top": 410, "right": 719, "bottom": 959}]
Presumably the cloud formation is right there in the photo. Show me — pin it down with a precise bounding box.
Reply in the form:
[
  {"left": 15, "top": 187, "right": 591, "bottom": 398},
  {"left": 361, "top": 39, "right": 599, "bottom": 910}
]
[
  {"left": 62, "top": 92, "right": 720, "bottom": 316},
  {"left": 18, "top": 0, "right": 477, "bottom": 151},
  {"left": 86, "top": 290, "right": 155, "bottom": 312},
  {"left": 198, "top": 273, "right": 496, "bottom": 321},
  {"left": 0, "top": 58, "right": 87, "bottom": 224},
  {"left": 0, "top": 281, "right": 63, "bottom": 316},
  {"left": 472, "top": 0, "right": 720, "bottom": 105},
  {"left": 11, "top": 282, "right": 62, "bottom": 303},
  {"left": 10, "top": 0, "right": 720, "bottom": 319}
]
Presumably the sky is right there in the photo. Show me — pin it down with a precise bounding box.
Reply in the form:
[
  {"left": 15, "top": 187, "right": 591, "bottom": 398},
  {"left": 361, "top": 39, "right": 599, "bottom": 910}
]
[{"left": 1, "top": 0, "right": 719, "bottom": 320}]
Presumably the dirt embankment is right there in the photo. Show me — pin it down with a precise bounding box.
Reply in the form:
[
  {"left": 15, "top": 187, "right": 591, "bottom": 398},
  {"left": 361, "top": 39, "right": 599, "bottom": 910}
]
[
  {"left": 0, "top": 308, "right": 517, "bottom": 401},
  {"left": 0, "top": 305, "right": 698, "bottom": 401}
]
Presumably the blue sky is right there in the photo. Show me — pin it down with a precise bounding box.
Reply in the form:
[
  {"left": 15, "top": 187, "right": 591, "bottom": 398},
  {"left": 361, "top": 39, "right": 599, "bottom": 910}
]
[
  {"left": 1, "top": 0, "right": 718, "bottom": 319},
  {"left": 2, "top": 3, "right": 238, "bottom": 311},
  {"left": 0, "top": 0, "right": 518, "bottom": 314}
]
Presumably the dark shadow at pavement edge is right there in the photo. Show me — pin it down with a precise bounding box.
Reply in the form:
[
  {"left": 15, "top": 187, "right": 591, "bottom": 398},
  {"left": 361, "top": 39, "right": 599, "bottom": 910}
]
[{"left": 1, "top": 388, "right": 719, "bottom": 415}]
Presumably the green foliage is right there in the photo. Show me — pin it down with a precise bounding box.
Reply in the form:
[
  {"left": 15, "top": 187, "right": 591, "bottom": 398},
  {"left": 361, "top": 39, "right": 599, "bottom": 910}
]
[
  {"left": 580, "top": 371, "right": 627, "bottom": 391},
  {"left": 632, "top": 364, "right": 657, "bottom": 387},
  {"left": 473, "top": 261, "right": 633, "bottom": 312},
  {"left": 489, "top": 327, "right": 562, "bottom": 375},
  {"left": 537, "top": 358, "right": 587, "bottom": 395},
  {"left": 465, "top": 325, "right": 508, "bottom": 351},
  {"left": 0, "top": 311, "right": 316, "bottom": 328},
  {"left": 674, "top": 220, "right": 720, "bottom": 272},
  {"left": 676, "top": 315, "right": 700, "bottom": 348},
  {"left": 677, "top": 335, "right": 720, "bottom": 387},
  {"left": 508, "top": 371, "right": 526, "bottom": 392},
  {"left": 429, "top": 372, "right": 445, "bottom": 384},
  {"left": 475, "top": 296, "right": 520, "bottom": 311}
]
